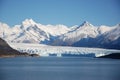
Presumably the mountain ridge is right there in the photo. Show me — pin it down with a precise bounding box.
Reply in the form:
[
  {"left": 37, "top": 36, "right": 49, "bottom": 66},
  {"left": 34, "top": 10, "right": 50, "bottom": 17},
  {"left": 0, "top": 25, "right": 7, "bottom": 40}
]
[{"left": 0, "top": 19, "right": 120, "bottom": 49}]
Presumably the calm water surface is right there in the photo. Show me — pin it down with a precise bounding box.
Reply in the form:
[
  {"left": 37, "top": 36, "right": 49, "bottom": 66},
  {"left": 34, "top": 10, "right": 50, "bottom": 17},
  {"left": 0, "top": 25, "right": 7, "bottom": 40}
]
[{"left": 0, "top": 57, "right": 120, "bottom": 80}]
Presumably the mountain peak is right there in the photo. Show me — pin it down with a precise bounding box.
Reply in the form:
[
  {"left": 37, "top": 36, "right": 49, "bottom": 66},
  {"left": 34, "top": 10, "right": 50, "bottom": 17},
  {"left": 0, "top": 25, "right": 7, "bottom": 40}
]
[
  {"left": 83, "top": 21, "right": 89, "bottom": 24},
  {"left": 80, "top": 21, "right": 93, "bottom": 27},
  {"left": 22, "top": 19, "right": 36, "bottom": 27}
]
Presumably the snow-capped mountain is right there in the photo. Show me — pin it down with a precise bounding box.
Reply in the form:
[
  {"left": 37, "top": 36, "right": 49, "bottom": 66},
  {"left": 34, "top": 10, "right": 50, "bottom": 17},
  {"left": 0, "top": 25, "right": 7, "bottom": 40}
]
[
  {"left": 72, "top": 24, "right": 120, "bottom": 49},
  {"left": 0, "top": 19, "right": 120, "bottom": 49},
  {"left": 1, "top": 19, "right": 49, "bottom": 43},
  {"left": 96, "top": 24, "right": 120, "bottom": 49},
  {"left": 0, "top": 22, "right": 13, "bottom": 38},
  {"left": 53, "top": 21, "right": 99, "bottom": 45},
  {"left": 101, "top": 24, "right": 120, "bottom": 42},
  {"left": 97, "top": 25, "right": 116, "bottom": 34},
  {"left": 52, "top": 21, "right": 120, "bottom": 49},
  {"left": 0, "top": 19, "right": 70, "bottom": 43}
]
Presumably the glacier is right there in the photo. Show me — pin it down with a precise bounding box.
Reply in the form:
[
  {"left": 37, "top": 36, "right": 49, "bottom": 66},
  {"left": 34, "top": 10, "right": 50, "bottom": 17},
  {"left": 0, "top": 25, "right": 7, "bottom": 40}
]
[{"left": 8, "top": 43, "right": 120, "bottom": 57}]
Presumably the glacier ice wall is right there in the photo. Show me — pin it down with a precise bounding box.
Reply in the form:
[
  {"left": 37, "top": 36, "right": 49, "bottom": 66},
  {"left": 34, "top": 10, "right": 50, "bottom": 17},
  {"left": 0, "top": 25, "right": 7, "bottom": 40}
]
[{"left": 9, "top": 43, "right": 120, "bottom": 57}]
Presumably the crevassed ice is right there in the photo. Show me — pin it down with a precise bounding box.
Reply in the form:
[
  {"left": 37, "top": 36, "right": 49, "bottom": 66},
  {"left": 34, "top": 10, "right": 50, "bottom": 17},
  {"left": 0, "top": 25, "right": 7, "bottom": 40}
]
[{"left": 9, "top": 43, "right": 120, "bottom": 57}]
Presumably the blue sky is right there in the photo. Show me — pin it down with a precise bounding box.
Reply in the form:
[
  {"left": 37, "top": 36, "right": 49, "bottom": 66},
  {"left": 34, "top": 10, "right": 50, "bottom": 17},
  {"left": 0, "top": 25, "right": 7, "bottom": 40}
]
[{"left": 0, "top": 0, "right": 120, "bottom": 27}]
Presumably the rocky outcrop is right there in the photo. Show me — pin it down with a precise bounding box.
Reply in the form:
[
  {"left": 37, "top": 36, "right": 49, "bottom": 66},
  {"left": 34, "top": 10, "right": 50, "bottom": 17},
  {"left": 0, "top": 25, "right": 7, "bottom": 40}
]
[{"left": 0, "top": 38, "right": 29, "bottom": 57}]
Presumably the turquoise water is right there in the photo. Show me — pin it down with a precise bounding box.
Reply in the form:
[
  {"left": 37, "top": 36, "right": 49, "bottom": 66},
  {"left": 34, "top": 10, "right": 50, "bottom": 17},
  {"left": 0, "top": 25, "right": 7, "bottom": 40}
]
[{"left": 0, "top": 57, "right": 120, "bottom": 80}]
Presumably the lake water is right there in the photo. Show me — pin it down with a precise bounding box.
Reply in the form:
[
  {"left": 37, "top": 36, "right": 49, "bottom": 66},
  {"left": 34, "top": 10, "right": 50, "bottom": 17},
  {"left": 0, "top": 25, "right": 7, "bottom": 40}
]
[{"left": 0, "top": 57, "right": 120, "bottom": 80}]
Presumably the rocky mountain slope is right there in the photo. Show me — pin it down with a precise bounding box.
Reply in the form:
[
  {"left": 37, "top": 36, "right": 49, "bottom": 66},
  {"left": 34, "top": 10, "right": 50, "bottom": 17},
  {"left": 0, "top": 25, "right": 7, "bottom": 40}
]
[{"left": 0, "top": 38, "right": 29, "bottom": 57}]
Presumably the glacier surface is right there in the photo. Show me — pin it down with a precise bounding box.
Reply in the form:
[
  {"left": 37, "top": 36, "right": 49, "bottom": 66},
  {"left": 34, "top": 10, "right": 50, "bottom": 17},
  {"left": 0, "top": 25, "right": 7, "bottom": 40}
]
[{"left": 9, "top": 43, "right": 120, "bottom": 57}]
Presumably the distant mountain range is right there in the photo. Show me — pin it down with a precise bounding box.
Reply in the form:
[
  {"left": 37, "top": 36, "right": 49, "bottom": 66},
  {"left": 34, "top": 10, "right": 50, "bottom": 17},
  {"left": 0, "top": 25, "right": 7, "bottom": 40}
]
[{"left": 0, "top": 19, "right": 120, "bottom": 49}]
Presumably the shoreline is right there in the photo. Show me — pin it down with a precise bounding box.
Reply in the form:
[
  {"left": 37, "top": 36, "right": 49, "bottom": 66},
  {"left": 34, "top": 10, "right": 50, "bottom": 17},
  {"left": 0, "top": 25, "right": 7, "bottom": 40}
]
[{"left": 0, "top": 53, "right": 40, "bottom": 58}]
